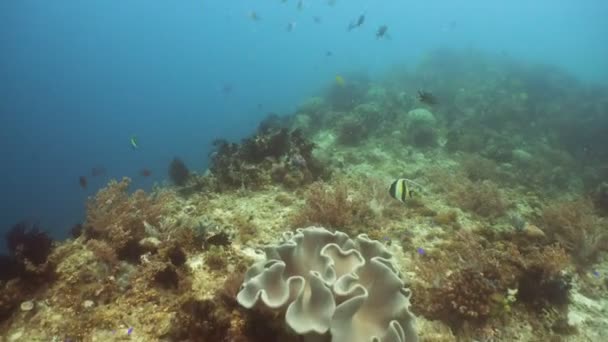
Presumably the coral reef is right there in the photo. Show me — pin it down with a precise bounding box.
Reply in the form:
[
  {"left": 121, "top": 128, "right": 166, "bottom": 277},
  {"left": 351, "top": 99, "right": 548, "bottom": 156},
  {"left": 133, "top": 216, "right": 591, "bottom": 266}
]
[
  {"left": 209, "top": 127, "right": 328, "bottom": 190},
  {"left": 4, "top": 48, "right": 608, "bottom": 342},
  {"left": 540, "top": 199, "right": 608, "bottom": 268},
  {"left": 411, "top": 230, "right": 571, "bottom": 336},
  {"left": 237, "top": 226, "right": 417, "bottom": 342},
  {"left": 169, "top": 157, "right": 191, "bottom": 186},
  {"left": 83, "top": 177, "right": 170, "bottom": 263},
  {"left": 290, "top": 179, "right": 376, "bottom": 234},
  {"left": 6, "top": 221, "right": 53, "bottom": 266}
]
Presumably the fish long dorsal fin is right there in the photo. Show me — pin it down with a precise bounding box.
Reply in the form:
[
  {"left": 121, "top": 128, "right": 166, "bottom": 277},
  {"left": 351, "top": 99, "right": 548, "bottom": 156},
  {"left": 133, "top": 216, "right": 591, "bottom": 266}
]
[{"left": 401, "top": 178, "right": 425, "bottom": 192}]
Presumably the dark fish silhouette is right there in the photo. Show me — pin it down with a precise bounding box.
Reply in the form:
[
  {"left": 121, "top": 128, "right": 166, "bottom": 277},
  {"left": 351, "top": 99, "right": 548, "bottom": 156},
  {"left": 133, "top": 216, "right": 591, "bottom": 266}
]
[
  {"left": 221, "top": 84, "right": 233, "bottom": 94},
  {"left": 140, "top": 169, "right": 152, "bottom": 177},
  {"left": 91, "top": 166, "right": 106, "bottom": 177},
  {"left": 376, "top": 25, "right": 388, "bottom": 39},
  {"left": 348, "top": 14, "right": 365, "bottom": 31},
  {"left": 79, "top": 176, "right": 87, "bottom": 189},
  {"left": 417, "top": 90, "right": 438, "bottom": 105}
]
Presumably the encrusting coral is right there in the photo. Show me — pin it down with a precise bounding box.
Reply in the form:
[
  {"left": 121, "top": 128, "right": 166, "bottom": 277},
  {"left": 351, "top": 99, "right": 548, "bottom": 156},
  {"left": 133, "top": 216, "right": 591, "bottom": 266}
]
[{"left": 237, "top": 226, "right": 417, "bottom": 342}]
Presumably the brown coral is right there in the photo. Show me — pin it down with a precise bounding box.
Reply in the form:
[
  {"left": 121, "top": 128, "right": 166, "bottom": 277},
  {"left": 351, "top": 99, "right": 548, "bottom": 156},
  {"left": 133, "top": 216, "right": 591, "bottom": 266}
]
[
  {"left": 290, "top": 179, "right": 375, "bottom": 233},
  {"left": 83, "top": 177, "right": 170, "bottom": 262},
  {"left": 411, "top": 230, "right": 571, "bottom": 334},
  {"left": 540, "top": 198, "right": 608, "bottom": 268}
]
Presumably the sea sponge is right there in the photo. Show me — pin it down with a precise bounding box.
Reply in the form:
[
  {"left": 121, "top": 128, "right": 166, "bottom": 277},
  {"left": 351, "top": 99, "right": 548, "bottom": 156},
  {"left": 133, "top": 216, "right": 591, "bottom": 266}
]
[{"left": 237, "top": 226, "right": 417, "bottom": 342}]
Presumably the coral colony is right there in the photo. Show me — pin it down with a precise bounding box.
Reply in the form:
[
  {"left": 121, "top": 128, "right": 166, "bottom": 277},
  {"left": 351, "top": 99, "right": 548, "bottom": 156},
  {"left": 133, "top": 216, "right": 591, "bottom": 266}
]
[{"left": 2, "top": 49, "right": 608, "bottom": 341}]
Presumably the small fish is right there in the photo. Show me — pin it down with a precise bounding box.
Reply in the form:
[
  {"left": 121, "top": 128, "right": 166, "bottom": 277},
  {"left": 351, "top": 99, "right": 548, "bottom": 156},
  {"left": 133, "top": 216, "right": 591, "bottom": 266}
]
[
  {"left": 127, "top": 327, "right": 134, "bottom": 335},
  {"left": 592, "top": 270, "right": 600, "bottom": 278},
  {"left": 389, "top": 178, "right": 423, "bottom": 203},
  {"left": 376, "top": 25, "right": 388, "bottom": 39},
  {"left": 348, "top": 14, "right": 365, "bottom": 31},
  {"left": 417, "top": 90, "right": 438, "bottom": 105},
  {"left": 286, "top": 21, "right": 296, "bottom": 32},
  {"left": 335, "top": 75, "right": 345, "bottom": 86},
  {"left": 248, "top": 11, "right": 260, "bottom": 21},
  {"left": 79, "top": 176, "right": 87, "bottom": 189},
  {"left": 313, "top": 16, "right": 322, "bottom": 24},
  {"left": 297, "top": 0, "right": 303, "bottom": 10},
  {"left": 91, "top": 165, "right": 106, "bottom": 177},
  {"left": 130, "top": 136, "right": 139, "bottom": 149},
  {"left": 327, "top": 0, "right": 336, "bottom": 5},
  {"left": 140, "top": 169, "right": 152, "bottom": 177},
  {"left": 417, "top": 247, "right": 426, "bottom": 255},
  {"left": 221, "top": 83, "right": 233, "bottom": 94},
  {"left": 325, "top": 50, "right": 333, "bottom": 57}
]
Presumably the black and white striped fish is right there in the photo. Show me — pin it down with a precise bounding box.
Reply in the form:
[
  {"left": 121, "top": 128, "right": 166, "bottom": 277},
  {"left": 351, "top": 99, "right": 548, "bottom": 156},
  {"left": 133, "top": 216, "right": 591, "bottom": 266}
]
[{"left": 389, "top": 178, "right": 423, "bottom": 203}]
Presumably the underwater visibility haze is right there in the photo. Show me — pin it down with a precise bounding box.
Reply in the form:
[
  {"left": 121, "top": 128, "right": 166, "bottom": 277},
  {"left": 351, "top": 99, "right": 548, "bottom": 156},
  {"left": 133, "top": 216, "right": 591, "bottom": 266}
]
[{"left": 1, "top": 0, "right": 608, "bottom": 341}]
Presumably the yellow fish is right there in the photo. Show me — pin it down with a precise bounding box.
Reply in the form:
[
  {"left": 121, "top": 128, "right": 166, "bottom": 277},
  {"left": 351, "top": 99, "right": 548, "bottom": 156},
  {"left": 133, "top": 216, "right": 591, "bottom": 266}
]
[{"left": 335, "top": 75, "right": 345, "bottom": 87}]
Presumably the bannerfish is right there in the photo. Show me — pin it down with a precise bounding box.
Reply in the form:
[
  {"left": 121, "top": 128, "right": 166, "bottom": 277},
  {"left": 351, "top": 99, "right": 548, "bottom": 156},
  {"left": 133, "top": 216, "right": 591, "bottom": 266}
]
[
  {"left": 130, "top": 136, "right": 139, "bottom": 149},
  {"left": 389, "top": 178, "right": 423, "bottom": 203}
]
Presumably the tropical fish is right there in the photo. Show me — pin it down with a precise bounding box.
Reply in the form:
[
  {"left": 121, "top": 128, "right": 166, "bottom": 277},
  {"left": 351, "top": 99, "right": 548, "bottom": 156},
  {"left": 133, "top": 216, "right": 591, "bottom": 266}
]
[
  {"left": 389, "top": 178, "right": 423, "bottom": 203},
  {"left": 286, "top": 21, "right": 296, "bottom": 32},
  {"left": 297, "top": 0, "right": 304, "bottom": 10},
  {"left": 313, "top": 16, "right": 322, "bottom": 24},
  {"left": 140, "top": 169, "right": 152, "bottom": 177},
  {"left": 376, "top": 25, "right": 388, "bottom": 39},
  {"left": 417, "top": 90, "right": 438, "bottom": 105},
  {"left": 417, "top": 247, "right": 426, "bottom": 255},
  {"left": 348, "top": 14, "right": 365, "bottom": 31},
  {"left": 335, "top": 75, "right": 345, "bottom": 86},
  {"left": 130, "top": 136, "right": 139, "bottom": 149},
  {"left": 79, "top": 176, "right": 87, "bottom": 189}
]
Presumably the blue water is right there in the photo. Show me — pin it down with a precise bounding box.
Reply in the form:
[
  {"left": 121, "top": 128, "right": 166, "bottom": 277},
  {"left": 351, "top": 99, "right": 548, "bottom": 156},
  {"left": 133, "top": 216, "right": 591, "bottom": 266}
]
[{"left": 1, "top": 0, "right": 607, "bottom": 245}]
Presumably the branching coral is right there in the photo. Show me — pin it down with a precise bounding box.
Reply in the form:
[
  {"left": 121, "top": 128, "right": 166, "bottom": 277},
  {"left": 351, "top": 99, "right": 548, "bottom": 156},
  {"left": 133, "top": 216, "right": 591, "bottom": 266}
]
[
  {"left": 83, "top": 177, "right": 169, "bottom": 262},
  {"left": 290, "top": 180, "right": 375, "bottom": 234},
  {"left": 429, "top": 169, "right": 508, "bottom": 219},
  {"left": 209, "top": 128, "right": 327, "bottom": 190},
  {"left": 411, "top": 230, "right": 570, "bottom": 333},
  {"left": 540, "top": 198, "right": 608, "bottom": 268},
  {"left": 237, "top": 226, "right": 417, "bottom": 342}
]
